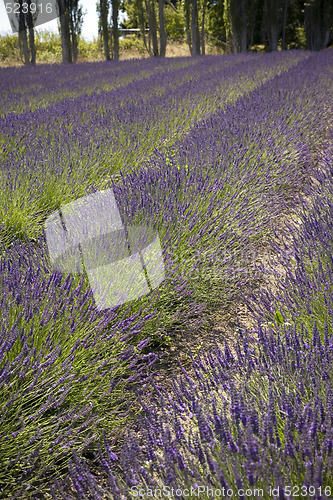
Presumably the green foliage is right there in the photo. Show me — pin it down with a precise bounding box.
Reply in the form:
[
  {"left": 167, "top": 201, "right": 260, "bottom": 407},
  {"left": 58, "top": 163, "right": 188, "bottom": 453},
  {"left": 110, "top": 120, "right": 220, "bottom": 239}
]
[
  {"left": 34, "top": 30, "right": 62, "bottom": 63},
  {"left": 119, "top": 35, "right": 146, "bottom": 54},
  {"left": 275, "top": 310, "right": 284, "bottom": 326},
  {"left": 0, "top": 33, "right": 20, "bottom": 63},
  {"left": 294, "top": 27, "right": 307, "bottom": 49},
  {"left": 165, "top": 4, "right": 185, "bottom": 41},
  {"left": 207, "top": 0, "right": 226, "bottom": 47},
  {"left": 34, "top": 29, "right": 61, "bottom": 53},
  {"left": 0, "top": 30, "right": 106, "bottom": 65},
  {"left": 78, "top": 37, "right": 102, "bottom": 60}
]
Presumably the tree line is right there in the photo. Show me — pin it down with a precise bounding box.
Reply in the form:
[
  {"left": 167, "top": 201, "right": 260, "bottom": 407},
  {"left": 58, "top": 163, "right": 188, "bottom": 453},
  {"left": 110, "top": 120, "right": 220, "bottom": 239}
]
[{"left": 15, "top": 0, "right": 333, "bottom": 64}]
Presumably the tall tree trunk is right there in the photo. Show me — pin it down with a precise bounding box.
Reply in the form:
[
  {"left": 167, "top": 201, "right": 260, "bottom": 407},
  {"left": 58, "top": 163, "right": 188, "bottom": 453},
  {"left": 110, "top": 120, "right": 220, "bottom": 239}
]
[
  {"left": 58, "top": 0, "right": 72, "bottom": 63},
  {"left": 185, "top": 0, "right": 192, "bottom": 54},
  {"left": 137, "top": 0, "right": 149, "bottom": 54},
  {"left": 240, "top": 0, "right": 247, "bottom": 52},
  {"left": 145, "top": 0, "right": 159, "bottom": 56},
  {"left": 305, "top": 0, "right": 332, "bottom": 51},
  {"left": 225, "top": 0, "right": 247, "bottom": 53},
  {"left": 28, "top": 25, "right": 36, "bottom": 64},
  {"left": 111, "top": 0, "right": 119, "bottom": 60},
  {"left": 100, "top": 0, "right": 110, "bottom": 60},
  {"left": 247, "top": 0, "right": 258, "bottom": 49},
  {"left": 18, "top": 1, "right": 29, "bottom": 64},
  {"left": 281, "top": 0, "right": 288, "bottom": 49},
  {"left": 158, "top": 0, "right": 167, "bottom": 57},
  {"left": 223, "top": 0, "right": 233, "bottom": 53},
  {"left": 26, "top": 0, "right": 36, "bottom": 64},
  {"left": 263, "top": 0, "right": 281, "bottom": 51},
  {"left": 191, "top": 0, "right": 200, "bottom": 55},
  {"left": 201, "top": 0, "right": 206, "bottom": 55}
]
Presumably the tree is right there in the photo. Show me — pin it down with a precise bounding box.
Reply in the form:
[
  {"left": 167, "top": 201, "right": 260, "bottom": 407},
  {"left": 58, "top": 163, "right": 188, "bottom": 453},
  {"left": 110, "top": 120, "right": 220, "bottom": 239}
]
[
  {"left": 57, "top": 0, "right": 72, "bottom": 62},
  {"left": 191, "top": 0, "right": 200, "bottom": 55},
  {"left": 262, "top": 0, "right": 283, "bottom": 51},
  {"left": 281, "top": 0, "right": 289, "bottom": 49},
  {"left": 247, "top": 0, "right": 259, "bottom": 48},
  {"left": 164, "top": 2, "right": 185, "bottom": 43},
  {"left": 17, "top": 0, "right": 36, "bottom": 64},
  {"left": 145, "top": 0, "right": 159, "bottom": 55},
  {"left": 159, "top": 0, "right": 167, "bottom": 56},
  {"left": 184, "top": 0, "right": 192, "bottom": 53},
  {"left": 69, "top": 0, "right": 84, "bottom": 63},
  {"left": 99, "top": 0, "right": 110, "bottom": 59},
  {"left": 26, "top": 0, "right": 36, "bottom": 63},
  {"left": 304, "top": 0, "right": 333, "bottom": 50},
  {"left": 207, "top": 0, "right": 226, "bottom": 49},
  {"left": 224, "top": 0, "right": 247, "bottom": 53},
  {"left": 111, "top": 0, "right": 120, "bottom": 60},
  {"left": 201, "top": 0, "right": 207, "bottom": 55},
  {"left": 284, "top": 0, "right": 307, "bottom": 49},
  {"left": 57, "top": 0, "right": 84, "bottom": 63},
  {"left": 124, "top": 0, "right": 167, "bottom": 56},
  {"left": 184, "top": 0, "right": 200, "bottom": 55}
]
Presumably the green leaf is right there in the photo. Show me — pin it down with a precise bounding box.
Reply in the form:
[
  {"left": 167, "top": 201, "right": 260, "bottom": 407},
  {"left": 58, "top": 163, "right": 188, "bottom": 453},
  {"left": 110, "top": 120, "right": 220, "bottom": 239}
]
[{"left": 275, "top": 310, "right": 284, "bottom": 326}]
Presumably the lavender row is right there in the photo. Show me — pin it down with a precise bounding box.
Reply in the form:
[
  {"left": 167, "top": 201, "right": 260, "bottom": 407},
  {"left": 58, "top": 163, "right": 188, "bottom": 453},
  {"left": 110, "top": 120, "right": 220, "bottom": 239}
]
[
  {"left": 0, "top": 57, "right": 199, "bottom": 116},
  {"left": 248, "top": 130, "right": 333, "bottom": 342},
  {"left": 0, "top": 235, "right": 165, "bottom": 499}
]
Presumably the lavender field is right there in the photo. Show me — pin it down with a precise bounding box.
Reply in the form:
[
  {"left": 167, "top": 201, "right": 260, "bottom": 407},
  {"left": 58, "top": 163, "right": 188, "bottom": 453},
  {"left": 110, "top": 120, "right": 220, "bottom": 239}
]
[{"left": 0, "top": 51, "right": 333, "bottom": 499}]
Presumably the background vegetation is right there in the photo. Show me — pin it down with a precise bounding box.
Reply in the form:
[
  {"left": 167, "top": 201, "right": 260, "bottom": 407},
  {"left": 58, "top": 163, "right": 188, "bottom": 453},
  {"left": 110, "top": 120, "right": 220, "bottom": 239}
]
[{"left": 1, "top": 0, "right": 332, "bottom": 66}]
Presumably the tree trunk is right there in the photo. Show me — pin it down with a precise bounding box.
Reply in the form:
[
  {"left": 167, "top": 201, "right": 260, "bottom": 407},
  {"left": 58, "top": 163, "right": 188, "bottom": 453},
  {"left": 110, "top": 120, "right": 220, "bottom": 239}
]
[
  {"left": 18, "top": 1, "right": 30, "bottom": 64},
  {"left": 281, "top": 0, "right": 288, "bottom": 50},
  {"left": 185, "top": 0, "right": 192, "bottom": 54},
  {"left": 71, "top": 30, "right": 78, "bottom": 62},
  {"left": 100, "top": 0, "right": 110, "bottom": 60},
  {"left": 58, "top": 0, "right": 72, "bottom": 63},
  {"left": 19, "top": 29, "right": 30, "bottom": 65},
  {"left": 146, "top": 0, "right": 159, "bottom": 56},
  {"left": 111, "top": 0, "right": 119, "bottom": 60},
  {"left": 158, "top": 0, "right": 167, "bottom": 57},
  {"left": 226, "top": 0, "right": 247, "bottom": 53},
  {"left": 26, "top": 0, "right": 36, "bottom": 63},
  {"left": 137, "top": 0, "right": 149, "bottom": 54},
  {"left": 201, "top": 0, "right": 206, "bottom": 55},
  {"left": 305, "top": 0, "right": 332, "bottom": 51},
  {"left": 270, "top": 23, "right": 278, "bottom": 50},
  {"left": 191, "top": 0, "right": 200, "bottom": 55},
  {"left": 240, "top": 0, "right": 247, "bottom": 52},
  {"left": 247, "top": 0, "right": 258, "bottom": 49},
  {"left": 263, "top": 0, "right": 281, "bottom": 51}
]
